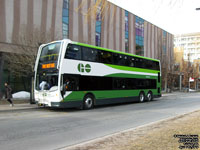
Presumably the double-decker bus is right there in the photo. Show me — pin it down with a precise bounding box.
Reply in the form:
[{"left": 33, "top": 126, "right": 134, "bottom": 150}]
[{"left": 34, "top": 39, "right": 161, "bottom": 109}]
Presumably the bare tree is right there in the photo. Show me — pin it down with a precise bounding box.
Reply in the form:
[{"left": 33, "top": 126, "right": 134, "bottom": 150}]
[
  {"left": 76, "top": 0, "right": 116, "bottom": 24},
  {"left": 161, "top": 56, "right": 177, "bottom": 92},
  {"left": 193, "top": 62, "right": 199, "bottom": 90},
  {"left": 4, "top": 27, "right": 53, "bottom": 91},
  {"left": 181, "top": 54, "right": 195, "bottom": 89}
]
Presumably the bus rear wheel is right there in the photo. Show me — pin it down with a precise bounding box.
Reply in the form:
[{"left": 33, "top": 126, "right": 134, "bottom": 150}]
[
  {"left": 139, "top": 92, "right": 145, "bottom": 103},
  {"left": 83, "top": 95, "right": 94, "bottom": 110},
  {"left": 146, "top": 92, "right": 153, "bottom": 102}
]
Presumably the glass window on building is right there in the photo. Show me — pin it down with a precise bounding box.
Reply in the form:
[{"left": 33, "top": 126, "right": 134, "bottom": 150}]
[
  {"left": 125, "top": 11, "right": 129, "bottom": 52},
  {"left": 95, "top": 3, "right": 102, "bottom": 46},
  {"left": 163, "top": 31, "right": 167, "bottom": 54},
  {"left": 135, "top": 16, "right": 144, "bottom": 56},
  {"left": 62, "top": 0, "right": 69, "bottom": 39},
  {"left": 96, "top": 33, "right": 101, "bottom": 47},
  {"left": 125, "top": 39, "right": 128, "bottom": 53}
]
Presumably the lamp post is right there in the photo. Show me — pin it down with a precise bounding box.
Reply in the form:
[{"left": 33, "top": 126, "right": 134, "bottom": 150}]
[{"left": 179, "top": 72, "right": 183, "bottom": 91}]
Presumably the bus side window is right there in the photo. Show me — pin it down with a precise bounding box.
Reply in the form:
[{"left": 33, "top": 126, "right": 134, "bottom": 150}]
[
  {"left": 124, "top": 56, "right": 129, "bottom": 66},
  {"left": 82, "top": 47, "right": 98, "bottom": 62},
  {"left": 99, "top": 51, "right": 112, "bottom": 64},
  {"left": 113, "top": 54, "right": 126, "bottom": 66},
  {"left": 135, "top": 58, "right": 139, "bottom": 68},
  {"left": 144, "top": 60, "right": 159, "bottom": 71},
  {"left": 129, "top": 57, "right": 135, "bottom": 67},
  {"left": 113, "top": 78, "right": 122, "bottom": 89},
  {"left": 63, "top": 75, "right": 79, "bottom": 91},
  {"left": 155, "top": 62, "right": 160, "bottom": 70},
  {"left": 145, "top": 60, "right": 153, "bottom": 70},
  {"left": 65, "top": 44, "right": 81, "bottom": 60},
  {"left": 126, "top": 78, "right": 136, "bottom": 89},
  {"left": 124, "top": 56, "right": 135, "bottom": 67},
  {"left": 113, "top": 53, "right": 119, "bottom": 65},
  {"left": 140, "top": 59, "right": 145, "bottom": 69}
]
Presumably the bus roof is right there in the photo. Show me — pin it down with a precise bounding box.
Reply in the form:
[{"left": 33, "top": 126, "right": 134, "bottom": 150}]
[
  {"left": 46, "top": 39, "right": 160, "bottom": 62},
  {"left": 72, "top": 41, "right": 159, "bottom": 62}
]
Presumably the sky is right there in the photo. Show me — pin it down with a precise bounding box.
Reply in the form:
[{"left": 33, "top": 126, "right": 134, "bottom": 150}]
[{"left": 108, "top": 0, "right": 200, "bottom": 35}]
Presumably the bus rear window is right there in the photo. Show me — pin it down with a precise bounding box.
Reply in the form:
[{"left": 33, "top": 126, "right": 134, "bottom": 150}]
[{"left": 39, "top": 42, "right": 61, "bottom": 63}]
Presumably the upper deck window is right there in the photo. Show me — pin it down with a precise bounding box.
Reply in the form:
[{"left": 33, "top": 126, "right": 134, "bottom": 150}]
[
  {"left": 65, "top": 44, "right": 81, "bottom": 60},
  {"left": 39, "top": 42, "right": 61, "bottom": 63}
]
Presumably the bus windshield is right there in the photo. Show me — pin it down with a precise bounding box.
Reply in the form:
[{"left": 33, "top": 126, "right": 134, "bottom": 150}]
[
  {"left": 35, "top": 73, "right": 58, "bottom": 91},
  {"left": 39, "top": 42, "right": 61, "bottom": 63},
  {"left": 35, "top": 42, "right": 61, "bottom": 91}
]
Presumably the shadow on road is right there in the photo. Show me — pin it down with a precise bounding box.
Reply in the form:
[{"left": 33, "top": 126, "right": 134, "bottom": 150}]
[{"left": 43, "top": 99, "right": 160, "bottom": 113}]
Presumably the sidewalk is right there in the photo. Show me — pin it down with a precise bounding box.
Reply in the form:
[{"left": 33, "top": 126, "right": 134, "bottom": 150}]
[
  {"left": 162, "top": 91, "right": 181, "bottom": 97},
  {"left": 0, "top": 102, "right": 38, "bottom": 112},
  {"left": 161, "top": 91, "right": 198, "bottom": 97}
]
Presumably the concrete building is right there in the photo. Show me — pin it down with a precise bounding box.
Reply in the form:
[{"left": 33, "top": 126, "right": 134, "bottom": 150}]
[
  {"left": 0, "top": 0, "right": 174, "bottom": 98},
  {"left": 174, "top": 33, "right": 200, "bottom": 62},
  {"left": 174, "top": 33, "right": 200, "bottom": 90},
  {"left": 174, "top": 47, "right": 184, "bottom": 71}
]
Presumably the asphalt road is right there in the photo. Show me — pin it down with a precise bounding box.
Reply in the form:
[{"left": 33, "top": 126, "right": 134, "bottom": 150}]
[{"left": 1, "top": 92, "right": 200, "bottom": 150}]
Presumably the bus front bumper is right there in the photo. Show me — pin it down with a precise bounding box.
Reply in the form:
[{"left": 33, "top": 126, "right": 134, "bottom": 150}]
[{"left": 51, "top": 101, "right": 83, "bottom": 108}]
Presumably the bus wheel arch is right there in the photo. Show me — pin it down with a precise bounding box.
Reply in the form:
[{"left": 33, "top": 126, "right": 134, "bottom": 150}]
[
  {"left": 138, "top": 91, "right": 145, "bottom": 103},
  {"left": 146, "top": 91, "right": 153, "bottom": 102},
  {"left": 83, "top": 93, "right": 95, "bottom": 110}
]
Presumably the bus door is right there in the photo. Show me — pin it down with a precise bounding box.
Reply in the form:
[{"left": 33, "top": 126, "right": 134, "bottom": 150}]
[{"left": 61, "top": 74, "right": 79, "bottom": 97}]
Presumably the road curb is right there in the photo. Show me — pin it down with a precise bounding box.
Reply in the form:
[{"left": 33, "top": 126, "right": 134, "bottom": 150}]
[
  {"left": 0, "top": 107, "right": 38, "bottom": 113},
  {"left": 0, "top": 99, "right": 30, "bottom": 105}
]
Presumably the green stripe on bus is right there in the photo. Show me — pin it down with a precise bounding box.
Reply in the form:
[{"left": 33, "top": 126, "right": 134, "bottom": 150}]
[
  {"left": 106, "top": 64, "right": 159, "bottom": 74},
  {"left": 63, "top": 91, "right": 85, "bottom": 101},
  {"left": 105, "top": 73, "right": 157, "bottom": 79},
  {"left": 63, "top": 89, "right": 159, "bottom": 102}
]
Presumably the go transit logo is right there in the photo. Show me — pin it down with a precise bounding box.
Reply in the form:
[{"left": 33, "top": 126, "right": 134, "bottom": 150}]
[{"left": 78, "top": 63, "right": 91, "bottom": 73}]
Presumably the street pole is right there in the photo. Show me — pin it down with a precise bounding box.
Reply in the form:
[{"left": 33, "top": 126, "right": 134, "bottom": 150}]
[
  {"left": 179, "top": 73, "right": 182, "bottom": 91},
  {"left": 189, "top": 80, "right": 190, "bottom": 92},
  {"left": 196, "top": 79, "right": 198, "bottom": 90}
]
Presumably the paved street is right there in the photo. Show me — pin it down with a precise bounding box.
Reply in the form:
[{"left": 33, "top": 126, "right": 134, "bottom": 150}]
[{"left": 0, "top": 92, "right": 200, "bottom": 150}]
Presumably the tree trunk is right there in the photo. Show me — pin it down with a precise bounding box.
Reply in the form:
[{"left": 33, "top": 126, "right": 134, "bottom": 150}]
[
  {"left": 165, "top": 76, "right": 167, "bottom": 92},
  {"left": 0, "top": 53, "right": 4, "bottom": 99},
  {"left": 22, "top": 76, "right": 27, "bottom": 91},
  {"left": 30, "top": 76, "right": 35, "bottom": 104}
]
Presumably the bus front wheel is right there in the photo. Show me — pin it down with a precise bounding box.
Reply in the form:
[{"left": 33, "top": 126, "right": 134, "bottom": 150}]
[
  {"left": 139, "top": 92, "right": 145, "bottom": 103},
  {"left": 83, "top": 95, "right": 94, "bottom": 109}
]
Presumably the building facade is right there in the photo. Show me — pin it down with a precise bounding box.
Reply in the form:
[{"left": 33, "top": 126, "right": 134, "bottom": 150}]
[
  {"left": 174, "top": 33, "right": 200, "bottom": 90},
  {"left": 0, "top": 0, "right": 174, "bottom": 98},
  {"left": 174, "top": 33, "right": 200, "bottom": 62}
]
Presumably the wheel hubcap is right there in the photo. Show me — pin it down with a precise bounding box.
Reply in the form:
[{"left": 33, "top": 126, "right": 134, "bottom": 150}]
[
  {"left": 85, "top": 97, "right": 92, "bottom": 108},
  {"left": 140, "top": 94, "right": 144, "bottom": 102},
  {"left": 147, "top": 93, "right": 151, "bottom": 101}
]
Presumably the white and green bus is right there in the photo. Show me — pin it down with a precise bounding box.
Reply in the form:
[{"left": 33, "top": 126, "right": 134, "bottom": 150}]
[{"left": 34, "top": 39, "right": 161, "bottom": 109}]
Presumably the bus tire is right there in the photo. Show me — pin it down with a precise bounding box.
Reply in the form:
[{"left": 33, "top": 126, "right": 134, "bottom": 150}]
[
  {"left": 83, "top": 94, "right": 94, "bottom": 110},
  {"left": 138, "top": 92, "right": 145, "bottom": 103},
  {"left": 146, "top": 91, "right": 153, "bottom": 102}
]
